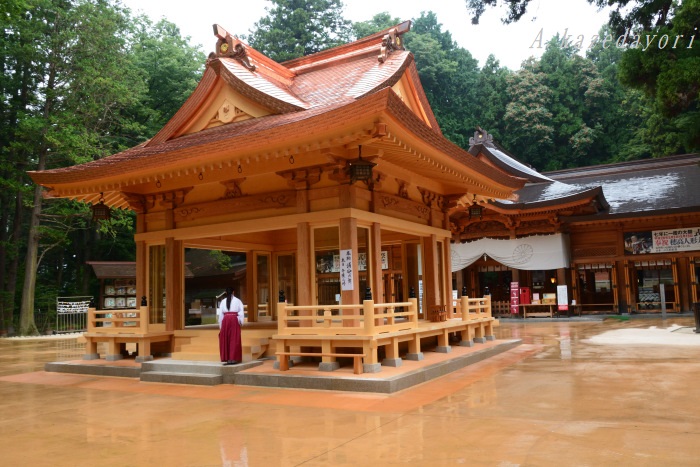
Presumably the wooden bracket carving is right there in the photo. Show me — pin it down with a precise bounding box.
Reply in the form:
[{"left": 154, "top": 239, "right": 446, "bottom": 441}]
[
  {"left": 417, "top": 187, "right": 446, "bottom": 211},
  {"left": 220, "top": 178, "right": 246, "bottom": 198},
  {"left": 396, "top": 179, "right": 410, "bottom": 199},
  {"left": 277, "top": 165, "right": 331, "bottom": 189},
  {"left": 121, "top": 193, "right": 151, "bottom": 214},
  {"left": 143, "top": 188, "right": 192, "bottom": 210}
]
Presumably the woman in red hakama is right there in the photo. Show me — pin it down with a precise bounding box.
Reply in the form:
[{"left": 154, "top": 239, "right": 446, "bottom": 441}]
[{"left": 217, "top": 287, "right": 244, "bottom": 365}]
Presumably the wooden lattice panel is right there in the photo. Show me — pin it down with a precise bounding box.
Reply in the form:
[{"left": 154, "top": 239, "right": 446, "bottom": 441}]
[{"left": 572, "top": 246, "right": 617, "bottom": 259}]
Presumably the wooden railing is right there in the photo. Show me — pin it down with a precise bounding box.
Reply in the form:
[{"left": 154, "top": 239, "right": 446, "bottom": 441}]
[
  {"left": 450, "top": 296, "right": 492, "bottom": 320},
  {"left": 87, "top": 306, "right": 148, "bottom": 334},
  {"left": 276, "top": 298, "right": 419, "bottom": 336}
]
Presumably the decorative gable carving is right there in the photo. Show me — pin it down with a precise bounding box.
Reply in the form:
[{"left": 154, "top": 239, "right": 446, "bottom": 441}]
[{"left": 213, "top": 99, "right": 252, "bottom": 125}]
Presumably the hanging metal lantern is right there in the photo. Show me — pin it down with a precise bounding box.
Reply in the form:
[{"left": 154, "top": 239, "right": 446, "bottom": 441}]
[
  {"left": 469, "top": 205, "right": 482, "bottom": 220},
  {"left": 91, "top": 193, "right": 111, "bottom": 221},
  {"left": 348, "top": 145, "right": 376, "bottom": 184},
  {"left": 468, "top": 193, "right": 482, "bottom": 220}
]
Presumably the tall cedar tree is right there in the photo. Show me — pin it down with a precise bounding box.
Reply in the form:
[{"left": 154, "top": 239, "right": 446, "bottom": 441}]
[
  {"left": 246, "top": 0, "right": 352, "bottom": 62},
  {"left": 465, "top": 0, "right": 698, "bottom": 154},
  {"left": 3, "top": 0, "right": 203, "bottom": 334}
]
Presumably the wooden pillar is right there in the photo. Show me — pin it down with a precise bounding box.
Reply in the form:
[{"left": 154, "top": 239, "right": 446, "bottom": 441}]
[
  {"left": 443, "top": 237, "right": 453, "bottom": 312},
  {"left": 422, "top": 234, "right": 440, "bottom": 307},
  {"left": 339, "top": 217, "right": 359, "bottom": 307},
  {"left": 370, "top": 223, "right": 384, "bottom": 303},
  {"left": 135, "top": 213, "right": 147, "bottom": 310},
  {"left": 165, "top": 237, "right": 184, "bottom": 331},
  {"left": 296, "top": 189, "right": 309, "bottom": 213},
  {"left": 296, "top": 222, "right": 311, "bottom": 307},
  {"left": 246, "top": 251, "right": 256, "bottom": 323}
]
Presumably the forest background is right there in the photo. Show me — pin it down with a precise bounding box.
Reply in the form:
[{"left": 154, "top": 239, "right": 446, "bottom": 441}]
[{"left": 1, "top": 0, "right": 698, "bottom": 334}]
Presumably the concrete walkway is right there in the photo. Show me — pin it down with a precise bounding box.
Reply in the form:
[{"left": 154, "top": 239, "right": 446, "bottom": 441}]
[{"left": 1, "top": 317, "right": 699, "bottom": 465}]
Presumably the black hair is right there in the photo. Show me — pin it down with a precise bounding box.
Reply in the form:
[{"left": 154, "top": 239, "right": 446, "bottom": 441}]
[{"left": 225, "top": 287, "right": 233, "bottom": 310}]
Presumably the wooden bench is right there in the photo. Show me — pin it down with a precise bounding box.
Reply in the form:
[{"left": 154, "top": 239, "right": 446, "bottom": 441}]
[
  {"left": 520, "top": 303, "right": 554, "bottom": 318},
  {"left": 569, "top": 303, "right": 617, "bottom": 316},
  {"left": 276, "top": 352, "right": 365, "bottom": 374}
]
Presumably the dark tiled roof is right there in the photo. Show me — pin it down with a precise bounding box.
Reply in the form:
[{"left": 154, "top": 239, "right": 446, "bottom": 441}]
[
  {"left": 470, "top": 144, "right": 553, "bottom": 183},
  {"left": 545, "top": 154, "right": 700, "bottom": 216},
  {"left": 88, "top": 261, "right": 194, "bottom": 278},
  {"left": 492, "top": 182, "right": 606, "bottom": 210},
  {"left": 87, "top": 261, "right": 136, "bottom": 279}
]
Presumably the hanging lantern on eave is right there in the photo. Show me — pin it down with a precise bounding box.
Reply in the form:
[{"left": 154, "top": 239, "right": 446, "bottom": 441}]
[
  {"left": 91, "top": 193, "right": 111, "bottom": 222},
  {"left": 348, "top": 145, "right": 376, "bottom": 184},
  {"left": 468, "top": 204, "right": 482, "bottom": 220}
]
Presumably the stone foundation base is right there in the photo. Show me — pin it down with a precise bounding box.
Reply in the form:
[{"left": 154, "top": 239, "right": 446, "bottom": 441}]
[
  {"left": 404, "top": 352, "right": 424, "bottom": 361},
  {"left": 319, "top": 361, "right": 340, "bottom": 372}
]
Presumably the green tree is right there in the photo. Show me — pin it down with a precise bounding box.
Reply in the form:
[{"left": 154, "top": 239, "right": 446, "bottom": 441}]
[
  {"left": 1, "top": 1, "right": 205, "bottom": 335},
  {"left": 351, "top": 12, "right": 400, "bottom": 39},
  {"left": 617, "top": 0, "right": 700, "bottom": 152},
  {"left": 403, "top": 12, "right": 481, "bottom": 148},
  {"left": 246, "top": 0, "right": 352, "bottom": 62},
  {"left": 473, "top": 55, "right": 511, "bottom": 143},
  {"left": 501, "top": 59, "right": 554, "bottom": 170},
  {"left": 465, "top": 0, "right": 699, "bottom": 156},
  {"left": 0, "top": 0, "right": 33, "bottom": 333},
  {"left": 0, "top": 0, "right": 140, "bottom": 334},
  {"left": 9, "top": 0, "right": 145, "bottom": 334},
  {"left": 128, "top": 17, "right": 205, "bottom": 141},
  {"left": 586, "top": 25, "right": 652, "bottom": 161},
  {"left": 464, "top": 0, "right": 676, "bottom": 31}
]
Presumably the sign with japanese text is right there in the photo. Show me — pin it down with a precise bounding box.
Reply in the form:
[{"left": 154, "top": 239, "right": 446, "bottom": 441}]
[
  {"left": 624, "top": 227, "right": 700, "bottom": 255},
  {"left": 510, "top": 281, "right": 519, "bottom": 314},
  {"left": 340, "top": 249, "right": 354, "bottom": 291},
  {"left": 557, "top": 285, "right": 569, "bottom": 311}
]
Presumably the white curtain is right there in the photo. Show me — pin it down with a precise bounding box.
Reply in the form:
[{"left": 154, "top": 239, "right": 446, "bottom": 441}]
[{"left": 451, "top": 234, "right": 570, "bottom": 272}]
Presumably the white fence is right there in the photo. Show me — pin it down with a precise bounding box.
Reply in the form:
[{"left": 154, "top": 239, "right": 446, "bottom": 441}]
[{"left": 56, "top": 296, "right": 91, "bottom": 333}]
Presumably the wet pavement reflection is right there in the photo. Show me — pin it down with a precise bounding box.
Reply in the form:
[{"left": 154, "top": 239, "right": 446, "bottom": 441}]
[{"left": 1, "top": 318, "right": 699, "bottom": 466}]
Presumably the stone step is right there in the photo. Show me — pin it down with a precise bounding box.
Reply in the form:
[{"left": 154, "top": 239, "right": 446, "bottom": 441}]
[
  {"left": 142, "top": 360, "right": 224, "bottom": 374},
  {"left": 140, "top": 371, "right": 223, "bottom": 386},
  {"left": 170, "top": 352, "right": 220, "bottom": 362}
]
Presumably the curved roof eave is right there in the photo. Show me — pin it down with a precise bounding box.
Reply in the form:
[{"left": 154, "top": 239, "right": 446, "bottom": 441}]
[
  {"left": 488, "top": 185, "right": 608, "bottom": 213},
  {"left": 470, "top": 144, "right": 554, "bottom": 183},
  {"left": 28, "top": 88, "right": 525, "bottom": 203},
  {"left": 383, "top": 91, "right": 525, "bottom": 194}
]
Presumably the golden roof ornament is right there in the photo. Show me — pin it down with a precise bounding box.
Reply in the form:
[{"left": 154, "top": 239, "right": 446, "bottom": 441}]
[
  {"left": 211, "top": 24, "right": 256, "bottom": 72},
  {"left": 378, "top": 20, "right": 411, "bottom": 63}
]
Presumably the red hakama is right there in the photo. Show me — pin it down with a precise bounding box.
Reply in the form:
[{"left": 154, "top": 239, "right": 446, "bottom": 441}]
[{"left": 219, "top": 312, "right": 242, "bottom": 363}]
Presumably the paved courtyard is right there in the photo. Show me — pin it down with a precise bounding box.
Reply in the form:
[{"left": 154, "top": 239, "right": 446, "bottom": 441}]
[{"left": 1, "top": 317, "right": 699, "bottom": 466}]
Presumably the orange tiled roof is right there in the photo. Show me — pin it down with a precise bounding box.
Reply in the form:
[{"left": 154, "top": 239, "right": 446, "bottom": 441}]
[
  {"left": 30, "top": 88, "right": 520, "bottom": 190},
  {"left": 28, "top": 22, "right": 523, "bottom": 200}
]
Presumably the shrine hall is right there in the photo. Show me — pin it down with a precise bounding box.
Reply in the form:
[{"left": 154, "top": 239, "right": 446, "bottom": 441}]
[{"left": 28, "top": 21, "right": 700, "bottom": 375}]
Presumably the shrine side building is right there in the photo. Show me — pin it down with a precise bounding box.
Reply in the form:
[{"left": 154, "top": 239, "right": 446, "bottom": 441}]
[{"left": 452, "top": 133, "right": 700, "bottom": 316}]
